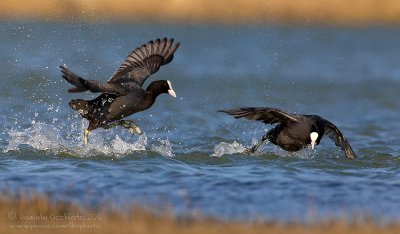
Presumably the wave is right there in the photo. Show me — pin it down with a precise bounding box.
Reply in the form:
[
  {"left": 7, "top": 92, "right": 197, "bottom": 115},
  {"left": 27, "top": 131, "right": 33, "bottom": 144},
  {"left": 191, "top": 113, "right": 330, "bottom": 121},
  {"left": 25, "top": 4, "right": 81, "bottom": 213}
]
[
  {"left": 211, "top": 141, "right": 247, "bottom": 157},
  {"left": 211, "top": 139, "right": 319, "bottom": 159},
  {"left": 3, "top": 122, "right": 179, "bottom": 157},
  {"left": 3, "top": 122, "right": 334, "bottom": 160},
  {"left": 151, "top": 139, "right": 175, "bottom": 157}
]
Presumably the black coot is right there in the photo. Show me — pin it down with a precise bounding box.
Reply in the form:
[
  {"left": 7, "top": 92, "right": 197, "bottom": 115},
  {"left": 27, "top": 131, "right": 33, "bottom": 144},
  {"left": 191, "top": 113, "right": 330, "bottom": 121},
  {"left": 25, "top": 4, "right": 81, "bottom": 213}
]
[
  {"left": 219, "top": 107, "right": 356, "bottom": 159},
  {"left": 61, "top": 38, "right": 180, "bottom": 145}
]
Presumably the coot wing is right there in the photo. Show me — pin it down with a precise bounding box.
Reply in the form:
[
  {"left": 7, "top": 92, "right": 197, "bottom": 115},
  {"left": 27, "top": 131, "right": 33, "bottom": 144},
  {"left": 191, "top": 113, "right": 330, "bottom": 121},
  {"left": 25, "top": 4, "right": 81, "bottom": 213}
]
[
  {"left": 60, "top": 65, "right": 88, "bottom": 93},
  {"left": 219, "top": 107, "right": 300, "bottom": 124},
  {"left": 323, "top": 120, "right": 357, "bottom": 159},
  {"left": 108, "top": 38, "right": 180, "bottom": 86},
  {"left": 78, "top": 78, "right": 127, "bottom": 96}
]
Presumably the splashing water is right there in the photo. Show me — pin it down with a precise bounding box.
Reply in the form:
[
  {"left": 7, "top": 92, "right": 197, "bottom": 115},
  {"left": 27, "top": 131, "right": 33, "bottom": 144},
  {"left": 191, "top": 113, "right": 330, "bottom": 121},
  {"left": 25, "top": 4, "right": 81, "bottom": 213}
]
[
  {"left": 110, "top": 135, "right": 146, "bottom": 154},
  {"left": 151, "top": 139, "right": 175, "bottom": 157},
  {"left": 211, "top": 141, "right": 247, "bottom": 157},
  {"left": 4, "top": 122, "right": 148, "bottom": 157},
  {"left": 211, "top": 139, "right": 317, "bottom": 159},
  {"left": 6, "top": 122, "right": 68, "bottom": 152}
]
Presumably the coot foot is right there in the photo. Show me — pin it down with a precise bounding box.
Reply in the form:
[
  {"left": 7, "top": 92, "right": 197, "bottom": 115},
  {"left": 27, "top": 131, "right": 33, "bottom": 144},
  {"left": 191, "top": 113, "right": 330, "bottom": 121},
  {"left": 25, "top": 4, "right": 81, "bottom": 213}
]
[
  {"left": 243, "top": 134, "right": 269, "bottom": 155},
  {"left": 83, "top": 129, "right": 90, "bottom": 145},
  {"left": 103, "top": 120, "right": 142, "bottom": 135},
  {"left": 243, "top": 148, "right": 255, "bottom": 155}
]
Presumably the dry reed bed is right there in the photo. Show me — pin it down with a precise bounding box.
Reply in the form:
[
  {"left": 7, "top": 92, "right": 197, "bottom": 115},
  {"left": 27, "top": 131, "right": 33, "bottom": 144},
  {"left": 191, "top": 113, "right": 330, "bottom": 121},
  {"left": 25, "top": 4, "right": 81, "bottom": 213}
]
[
  {"left": 1, "top": 193, "right": 399, "bottom": 234},
  {"left": 1, "top": 0, "right": 400, "bottom": 25}
]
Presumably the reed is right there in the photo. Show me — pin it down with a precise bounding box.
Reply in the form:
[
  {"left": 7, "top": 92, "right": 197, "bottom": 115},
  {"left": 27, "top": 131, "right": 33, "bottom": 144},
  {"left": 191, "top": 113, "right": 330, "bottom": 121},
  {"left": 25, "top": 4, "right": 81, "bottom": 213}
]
[
  {"left": 1, "top": 0, "right": 400, "bottom": 25},
  {"left": 1, "top": 193, "right": 399, "bottom": 234}
]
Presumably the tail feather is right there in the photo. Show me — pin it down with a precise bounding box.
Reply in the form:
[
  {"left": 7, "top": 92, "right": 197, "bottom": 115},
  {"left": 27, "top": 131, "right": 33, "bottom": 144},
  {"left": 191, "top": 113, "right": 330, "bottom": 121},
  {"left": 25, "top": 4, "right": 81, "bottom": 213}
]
[
  {"left": 60, "top": 65, "right": 88, "bottom": 93},
  {"left": 69, "top": 99, "right": 103, "bottom": 131},
  {"left": 69, "top": 99, "right": 90, "bottom": 119},
  {"left": 218, "top": 109, "right": 247, "bottom": 118}
]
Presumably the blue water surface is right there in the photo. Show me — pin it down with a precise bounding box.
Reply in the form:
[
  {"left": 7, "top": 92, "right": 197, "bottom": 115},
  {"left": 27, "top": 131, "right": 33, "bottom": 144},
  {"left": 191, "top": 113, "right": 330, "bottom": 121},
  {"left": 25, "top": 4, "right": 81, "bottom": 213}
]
[{"left": 0, "top": 22, "right": 400, "bottom": 221}]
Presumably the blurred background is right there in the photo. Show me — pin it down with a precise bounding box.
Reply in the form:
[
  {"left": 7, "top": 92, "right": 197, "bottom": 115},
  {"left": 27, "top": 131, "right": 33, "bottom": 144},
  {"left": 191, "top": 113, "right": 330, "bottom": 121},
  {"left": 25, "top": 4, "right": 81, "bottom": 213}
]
[{"left": 1, "top": 0, "right": 400, "bottom": 25}]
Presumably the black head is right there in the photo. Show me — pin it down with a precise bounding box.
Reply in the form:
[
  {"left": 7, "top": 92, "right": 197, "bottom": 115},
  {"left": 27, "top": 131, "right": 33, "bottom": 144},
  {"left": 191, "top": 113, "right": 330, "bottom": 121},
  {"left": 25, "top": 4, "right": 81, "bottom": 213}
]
[{"left": 146, "top": 80, "right": 176, "bottom": 98}]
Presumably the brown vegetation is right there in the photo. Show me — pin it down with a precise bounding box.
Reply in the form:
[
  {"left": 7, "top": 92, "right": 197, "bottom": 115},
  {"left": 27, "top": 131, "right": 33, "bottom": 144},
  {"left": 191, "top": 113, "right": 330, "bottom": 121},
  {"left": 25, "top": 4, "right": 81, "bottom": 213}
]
[
  {"left": 1, "top": 0, "right": 400, "bottom": 25},
  {"left": 1, "top": 194, "right": 400, "bottom": 234}
]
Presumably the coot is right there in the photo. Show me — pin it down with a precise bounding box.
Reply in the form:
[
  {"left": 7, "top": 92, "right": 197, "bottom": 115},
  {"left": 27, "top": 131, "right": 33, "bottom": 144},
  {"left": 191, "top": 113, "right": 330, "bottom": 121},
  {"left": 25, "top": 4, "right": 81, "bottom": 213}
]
[
  {"left": 219, "top": 107, "right": 356, "bottom": 159},
  {"left": 61, "top": 38, "right": 180, "bottom": 144}
]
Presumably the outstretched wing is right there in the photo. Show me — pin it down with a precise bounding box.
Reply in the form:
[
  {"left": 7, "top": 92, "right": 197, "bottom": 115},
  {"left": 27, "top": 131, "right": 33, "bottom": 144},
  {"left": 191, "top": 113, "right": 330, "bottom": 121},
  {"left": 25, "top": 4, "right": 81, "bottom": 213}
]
[
  {"left": 218, "top": 107, "right": 300, "bottom": 125},
  {"left": 60, "top": 65, "right": 127, "bottom": 96},
  {"left": 108, "top": 38, "right": 180, "bottom": 86},
  {"left": 321, "top": 119, "right": 357, "bottom": 159},
  {"left": 60, "top": 65, "right": 88, "bottom": 93},
  {"left": 78, "top": 78, "right": 127, "bottom": 96}
]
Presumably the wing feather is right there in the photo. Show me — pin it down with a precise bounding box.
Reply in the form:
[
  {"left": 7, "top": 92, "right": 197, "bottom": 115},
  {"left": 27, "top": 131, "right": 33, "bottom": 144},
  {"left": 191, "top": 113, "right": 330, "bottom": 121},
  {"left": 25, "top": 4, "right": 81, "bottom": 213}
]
[
  {"left": 59, "top": 65, "right": 88, "bottom": 93},
  {"left": 109, "top": 37, "right": 180, "bottom": 86},
  {"left": 219, "top": 107, "right": 300, "bottom": 125},
  {"left": 79, "top": 78, "right": 127, "bottom": 96},
  {"left": 321, "top": 119, "right": 357, "bottom": 159}
]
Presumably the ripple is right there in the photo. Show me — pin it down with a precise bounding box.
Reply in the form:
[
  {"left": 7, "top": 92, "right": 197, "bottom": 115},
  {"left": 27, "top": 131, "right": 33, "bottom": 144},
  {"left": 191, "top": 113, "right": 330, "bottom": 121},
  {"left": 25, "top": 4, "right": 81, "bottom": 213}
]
[
  {"left": 3, "top": 122, "right": 171, "bottom": 158},
  {"left": 211, "top": 141, "right": 246, "bottom": 157}
]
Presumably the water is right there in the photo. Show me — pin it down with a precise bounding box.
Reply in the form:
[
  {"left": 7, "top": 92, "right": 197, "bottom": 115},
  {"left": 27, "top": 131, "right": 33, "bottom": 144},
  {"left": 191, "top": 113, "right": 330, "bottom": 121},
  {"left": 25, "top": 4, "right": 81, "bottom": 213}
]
[{"left": 1, "top": 22, "right": 400, "bottom": 221}]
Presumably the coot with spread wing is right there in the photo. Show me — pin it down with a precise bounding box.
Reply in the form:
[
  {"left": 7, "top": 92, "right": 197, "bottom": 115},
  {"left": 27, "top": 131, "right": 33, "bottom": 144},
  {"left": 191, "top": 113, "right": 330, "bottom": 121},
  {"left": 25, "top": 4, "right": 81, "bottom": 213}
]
[
  {"left": 61, "top": 38, "right": 179, "bottom": 145},
  {"left": 219, "top": 107, "right": 356, "bottom": 159}
]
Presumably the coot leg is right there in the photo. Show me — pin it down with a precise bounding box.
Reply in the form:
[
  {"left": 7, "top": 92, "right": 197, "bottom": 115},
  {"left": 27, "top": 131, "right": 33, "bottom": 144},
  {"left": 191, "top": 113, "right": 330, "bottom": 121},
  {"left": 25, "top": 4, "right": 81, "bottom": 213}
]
[
  {"left": 103, "top": 120, "right": 142, "bottom": 135},
  {"left": 83, "top": 129, "right": 90, "bottom": 145},
  {"left": 243, "top": 134, "right": 268, "bottom": 155}
]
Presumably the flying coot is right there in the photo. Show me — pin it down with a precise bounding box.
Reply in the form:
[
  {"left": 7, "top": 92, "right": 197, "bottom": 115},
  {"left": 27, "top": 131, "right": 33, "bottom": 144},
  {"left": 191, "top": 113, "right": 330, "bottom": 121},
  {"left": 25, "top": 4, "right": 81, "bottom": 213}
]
[
  {"left": 61, "top": 38, "right": 180, "bottom": 145},
  {"left": 219, "top": 107, "right": 356, "bottom": 159}
]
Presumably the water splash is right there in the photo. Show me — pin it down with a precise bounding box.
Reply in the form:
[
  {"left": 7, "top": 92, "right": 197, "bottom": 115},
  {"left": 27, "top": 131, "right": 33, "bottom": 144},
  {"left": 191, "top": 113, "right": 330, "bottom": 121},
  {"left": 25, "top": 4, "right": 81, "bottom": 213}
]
[
  {"left": 6, "top": 122, "right": 68, "bottom": 152},
  {"left": 211, "top": 141, "right": 246, "bottom": 157},
  {"left": 211, "top": 139, "right": 317, "bottom": 159},
  {"left": 151, "top": 139, "right": 175, "bottom": 157},
  {"left": 4, "top": 122, "right": 147, "bottom": 157},
  {"left": 110, "top": 135, "right": 146, "bottom": 155},
  {"left": 290, "top": 148, "right": 316, "bottom": 159}
]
